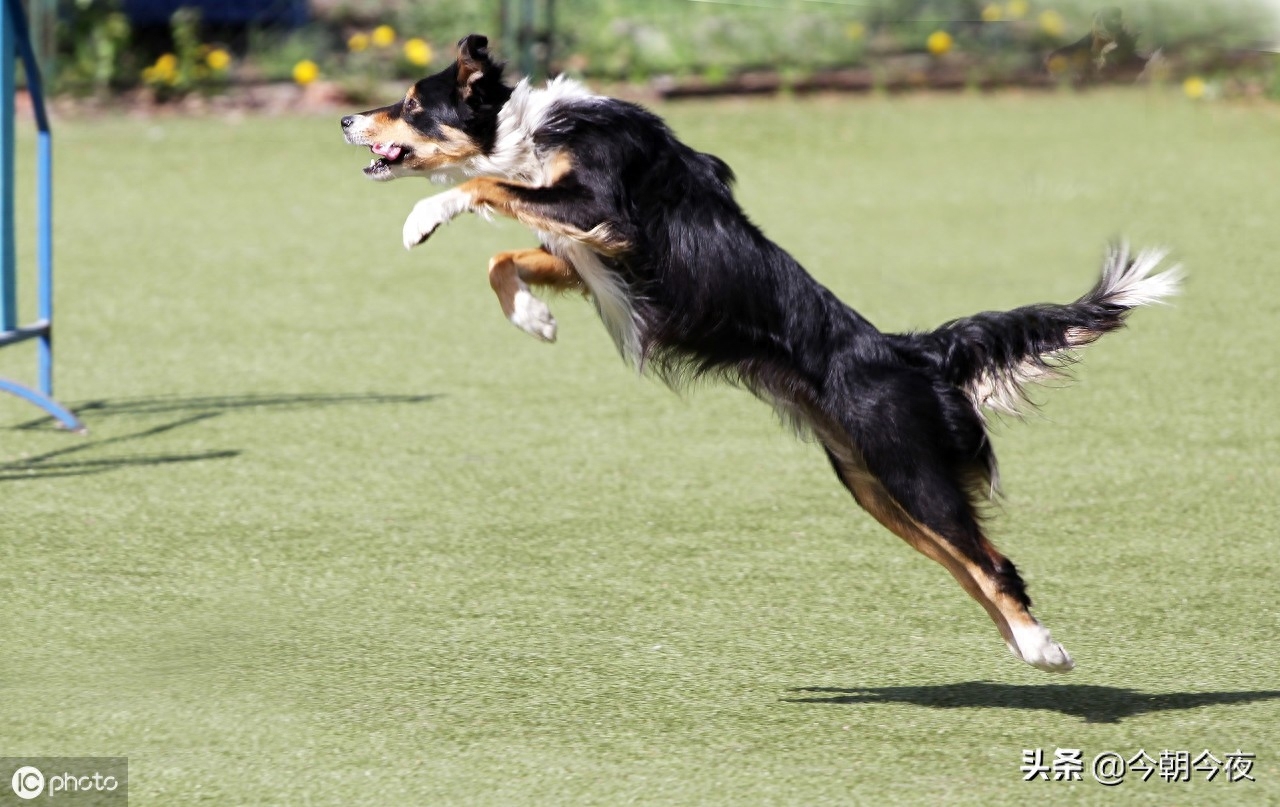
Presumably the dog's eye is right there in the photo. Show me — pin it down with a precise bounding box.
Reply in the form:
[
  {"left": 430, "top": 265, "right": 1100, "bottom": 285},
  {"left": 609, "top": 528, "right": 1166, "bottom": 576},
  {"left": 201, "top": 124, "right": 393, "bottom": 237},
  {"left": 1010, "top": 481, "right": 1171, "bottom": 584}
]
[{"left": 403, "top": 96, "right": 420, "bottom": 112}]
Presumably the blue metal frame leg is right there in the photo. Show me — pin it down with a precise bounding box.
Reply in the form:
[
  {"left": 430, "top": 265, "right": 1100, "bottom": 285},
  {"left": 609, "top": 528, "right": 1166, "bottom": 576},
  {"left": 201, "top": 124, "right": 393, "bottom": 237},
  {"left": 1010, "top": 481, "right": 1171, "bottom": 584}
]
[
  {"left": 0, "top": 0, "right": 83, "bottom": 435},
  {"left": 0, "top": 376, "right": 84, "bottom": 432}
]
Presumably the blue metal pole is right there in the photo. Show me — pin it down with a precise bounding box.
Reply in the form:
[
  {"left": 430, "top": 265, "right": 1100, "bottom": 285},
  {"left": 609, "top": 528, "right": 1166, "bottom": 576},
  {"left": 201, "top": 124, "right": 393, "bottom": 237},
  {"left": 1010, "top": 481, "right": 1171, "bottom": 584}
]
[
  {"left": 37, "top": 129, "right": 50, "bottom": 394},
  {"left": 0, "top": 0, "right": 83, "bottom": 433},
  {"left": 10, "top": 0, "right": 54, "bottom": 397},
  {"left": 0, "top": 0, "right": 14, "bottom": 332},
  {"left": 0, "top": 377, "right": 83, "bottom": 433}
]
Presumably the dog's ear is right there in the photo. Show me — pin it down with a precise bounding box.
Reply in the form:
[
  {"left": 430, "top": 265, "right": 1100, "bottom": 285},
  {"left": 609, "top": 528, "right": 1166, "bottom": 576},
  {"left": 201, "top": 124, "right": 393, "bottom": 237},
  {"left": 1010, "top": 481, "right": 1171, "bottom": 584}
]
[{"left": 456, "top": 34, "right": 492, "bottom": 100}]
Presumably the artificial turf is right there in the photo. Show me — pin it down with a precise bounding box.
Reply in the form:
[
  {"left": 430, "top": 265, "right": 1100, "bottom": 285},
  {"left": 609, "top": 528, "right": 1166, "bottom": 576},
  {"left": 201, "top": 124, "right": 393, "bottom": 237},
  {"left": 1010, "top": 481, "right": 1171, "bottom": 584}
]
[{"left": 1, "top": 88, "right": 1277, "bottom": 805}]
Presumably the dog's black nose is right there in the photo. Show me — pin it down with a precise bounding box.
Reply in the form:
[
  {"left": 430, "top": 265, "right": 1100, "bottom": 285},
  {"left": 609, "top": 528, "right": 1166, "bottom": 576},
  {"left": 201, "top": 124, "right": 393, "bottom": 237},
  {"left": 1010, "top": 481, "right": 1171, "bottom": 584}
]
[{"left": 341, "top": 116, "right": 355, "bottom": 128}]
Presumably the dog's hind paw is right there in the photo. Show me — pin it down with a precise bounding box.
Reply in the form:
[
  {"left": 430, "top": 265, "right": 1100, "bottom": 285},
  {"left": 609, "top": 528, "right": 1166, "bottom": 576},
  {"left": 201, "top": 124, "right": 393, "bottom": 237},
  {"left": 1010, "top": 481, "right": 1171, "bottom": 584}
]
[
  {"left": 403, "top": 190, "right": 468, "bottom": 250},
  {"left": 510, "top": 289, "right": 557, "bottom": 342},
  {"left": 1009, "top": 621, "right": 1075, "bottom": 673}
]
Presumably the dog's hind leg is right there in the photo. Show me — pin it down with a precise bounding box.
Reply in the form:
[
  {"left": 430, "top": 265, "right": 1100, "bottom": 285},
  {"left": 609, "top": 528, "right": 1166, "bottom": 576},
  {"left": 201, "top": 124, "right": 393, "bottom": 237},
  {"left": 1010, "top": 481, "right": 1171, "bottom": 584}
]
[
  {"left": 825, "top": 444, "right": 1073, "bottom": 672},
  {"left": 487, "top": 248, "right": 584, "bottom": 342},
  {"left": 819, "top": 404, "right": 1074, "bottom": 673}
]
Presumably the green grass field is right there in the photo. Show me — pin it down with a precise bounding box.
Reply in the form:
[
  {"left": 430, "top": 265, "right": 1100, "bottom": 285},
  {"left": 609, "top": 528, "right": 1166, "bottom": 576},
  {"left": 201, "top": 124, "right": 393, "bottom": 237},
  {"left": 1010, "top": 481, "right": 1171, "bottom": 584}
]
[{"left": 2, "top": 89, "right": 1277, "bottom": 805}]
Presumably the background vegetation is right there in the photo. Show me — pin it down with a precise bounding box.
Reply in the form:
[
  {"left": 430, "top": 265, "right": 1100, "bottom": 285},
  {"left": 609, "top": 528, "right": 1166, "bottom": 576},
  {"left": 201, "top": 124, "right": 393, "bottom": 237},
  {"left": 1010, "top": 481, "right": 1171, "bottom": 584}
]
[{"left": 41, "top": 0, "right": 1280, "bottom": 100}]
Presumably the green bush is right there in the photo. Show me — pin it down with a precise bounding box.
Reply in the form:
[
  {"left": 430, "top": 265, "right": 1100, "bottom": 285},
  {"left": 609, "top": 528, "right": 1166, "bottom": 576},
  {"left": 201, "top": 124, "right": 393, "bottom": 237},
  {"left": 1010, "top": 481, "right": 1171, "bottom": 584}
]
[
  {"left": 42, "top": 0, "right": 1280, "bottom": 98},
  {"left": 56, "top": 0, "right": 134, "bottom": 95}
]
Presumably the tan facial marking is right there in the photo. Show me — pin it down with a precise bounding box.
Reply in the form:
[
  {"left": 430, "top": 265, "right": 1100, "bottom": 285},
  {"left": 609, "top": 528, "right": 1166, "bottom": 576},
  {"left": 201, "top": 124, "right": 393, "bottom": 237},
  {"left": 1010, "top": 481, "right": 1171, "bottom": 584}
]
[{"left": 360, "top": 107, "right": 481, "bottom": 173}]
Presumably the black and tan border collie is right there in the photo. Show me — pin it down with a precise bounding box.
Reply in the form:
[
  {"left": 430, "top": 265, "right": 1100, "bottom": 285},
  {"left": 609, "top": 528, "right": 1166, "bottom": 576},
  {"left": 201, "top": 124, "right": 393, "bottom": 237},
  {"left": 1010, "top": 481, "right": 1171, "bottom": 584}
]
[{"left": 342, "top": 34, "right": 1182, "bottom": 672}]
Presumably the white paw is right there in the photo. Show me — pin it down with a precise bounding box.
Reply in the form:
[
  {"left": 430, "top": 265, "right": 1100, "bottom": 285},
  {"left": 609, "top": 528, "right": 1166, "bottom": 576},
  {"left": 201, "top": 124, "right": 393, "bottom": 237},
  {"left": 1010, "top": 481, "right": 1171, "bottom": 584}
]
[
  {"left": 402, "top": 191, "right": 466, "bottom": 250},
  {"left": 1008, "top": 621, "right": 1075, "bottom": 673},
  {"left": 510, "top": 289, "right": 557, "bottom": 342}
]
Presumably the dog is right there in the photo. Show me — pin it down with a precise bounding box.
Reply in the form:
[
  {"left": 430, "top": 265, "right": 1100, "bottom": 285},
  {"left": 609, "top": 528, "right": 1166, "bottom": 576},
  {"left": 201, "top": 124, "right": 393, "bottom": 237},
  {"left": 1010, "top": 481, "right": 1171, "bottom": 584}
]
[{"left": 341, "top": 34, "right": 1182, "bottom": 672}]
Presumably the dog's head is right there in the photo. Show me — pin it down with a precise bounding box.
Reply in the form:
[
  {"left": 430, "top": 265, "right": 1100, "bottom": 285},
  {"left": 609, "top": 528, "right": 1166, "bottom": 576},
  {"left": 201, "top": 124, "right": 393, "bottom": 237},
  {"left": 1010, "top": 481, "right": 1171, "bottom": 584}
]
[{"left": 341, "top": 34, "right": 511, "bottom": 181}]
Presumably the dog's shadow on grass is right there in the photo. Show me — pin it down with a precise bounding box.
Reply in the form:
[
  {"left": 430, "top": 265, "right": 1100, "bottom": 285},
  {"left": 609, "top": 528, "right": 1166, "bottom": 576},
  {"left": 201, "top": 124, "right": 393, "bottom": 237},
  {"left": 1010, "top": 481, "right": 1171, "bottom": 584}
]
[
  {"left": 2, "top": 392, "right": 439, "bottom": 481},
  {"left": 785, "top": 682, "right": 1280, "bottom": 724}
]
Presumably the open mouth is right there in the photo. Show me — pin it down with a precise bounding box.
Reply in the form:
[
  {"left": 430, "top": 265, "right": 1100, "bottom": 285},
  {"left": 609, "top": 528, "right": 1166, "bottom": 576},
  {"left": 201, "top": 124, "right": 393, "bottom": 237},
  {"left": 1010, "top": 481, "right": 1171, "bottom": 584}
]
[{"left": 364, "top": 142, "right": 411, "bottom": 177}]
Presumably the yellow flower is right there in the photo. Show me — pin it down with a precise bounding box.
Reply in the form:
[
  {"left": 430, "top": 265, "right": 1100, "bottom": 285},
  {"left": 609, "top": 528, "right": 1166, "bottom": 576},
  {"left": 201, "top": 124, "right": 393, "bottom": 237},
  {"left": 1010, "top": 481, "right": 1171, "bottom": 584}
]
[
  {"left": 845, "top": 22, "right": 865, "bottom": 41},
  {"left": 292, "top": 59, "right": 320, "bottom": 86},
  {"left": 403, "top": 38, "right": 432, "bottom": 67},
  {"left": 149, "top": 53, "right": 178, "bottom": 85},
  {"left": 1039, "top": 10, "right": 1065, "bottom": 39},
  {"left": 348, "top": 32, "right": 369, "bottom": 53},
  {"left": 981, "top": 4, "right": 1003, "bottom": 22},
  {"left": 1183, "top": 76, "right": 1206, "bottom": 99},
  {"left": 372, "top": 25, "right": 396, "bottom": 48},
  {"left": 1004, "top": 0, "right": 1028, "bottom": 20},
  {"left": 206, "top": 48, "right": 231, "bottom": 72},
  {"left": 926, "top": 30, "right": 953, "bottom": 56}
]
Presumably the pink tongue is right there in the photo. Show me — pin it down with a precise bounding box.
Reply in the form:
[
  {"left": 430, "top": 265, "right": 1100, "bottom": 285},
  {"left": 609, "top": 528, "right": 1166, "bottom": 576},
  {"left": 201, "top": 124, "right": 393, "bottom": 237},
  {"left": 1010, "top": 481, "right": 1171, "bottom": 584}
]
[{"left": 372, "top": 143, "right": 402, "bottom": 160}]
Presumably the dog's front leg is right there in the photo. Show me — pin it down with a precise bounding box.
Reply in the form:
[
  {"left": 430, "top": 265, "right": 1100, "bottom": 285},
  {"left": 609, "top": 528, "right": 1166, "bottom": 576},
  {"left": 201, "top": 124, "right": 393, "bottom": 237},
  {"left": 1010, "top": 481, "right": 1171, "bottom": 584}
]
[
  {"left": 404, "top": 177, "right": 627, "bottom": 256},
  {"left": 488, "top": 248, "right": 584, "bottom": 342},
  {"left": 402, "top": 188, "right": 474, "bottom": 250}
]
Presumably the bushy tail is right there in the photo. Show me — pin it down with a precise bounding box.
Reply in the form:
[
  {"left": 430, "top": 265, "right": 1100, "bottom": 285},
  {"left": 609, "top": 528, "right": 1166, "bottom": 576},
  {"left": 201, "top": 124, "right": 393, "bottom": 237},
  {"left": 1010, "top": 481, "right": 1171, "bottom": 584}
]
[{"left": 906, "top": 243, "right": 1183, "bottom": 415}]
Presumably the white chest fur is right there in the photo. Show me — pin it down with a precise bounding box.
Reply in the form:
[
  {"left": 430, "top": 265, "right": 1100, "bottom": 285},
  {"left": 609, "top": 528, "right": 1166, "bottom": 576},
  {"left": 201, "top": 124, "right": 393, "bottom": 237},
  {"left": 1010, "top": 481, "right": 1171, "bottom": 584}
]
[
  {"left": 466, "top": 77, "right": 642, "bottom": 362},
  {"left": 540, "top": 232, "right": 641, "bottom": 363}
]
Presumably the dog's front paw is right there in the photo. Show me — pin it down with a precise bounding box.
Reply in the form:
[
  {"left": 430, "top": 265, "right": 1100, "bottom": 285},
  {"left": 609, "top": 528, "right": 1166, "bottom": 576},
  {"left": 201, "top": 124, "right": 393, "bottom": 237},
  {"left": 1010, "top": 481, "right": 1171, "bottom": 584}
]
[
  {"left": 510, "top": 289, "right": 558, "bottom": 342},
  {"left": 402, "top": 191, "right": 466, "bottom": 250}
]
